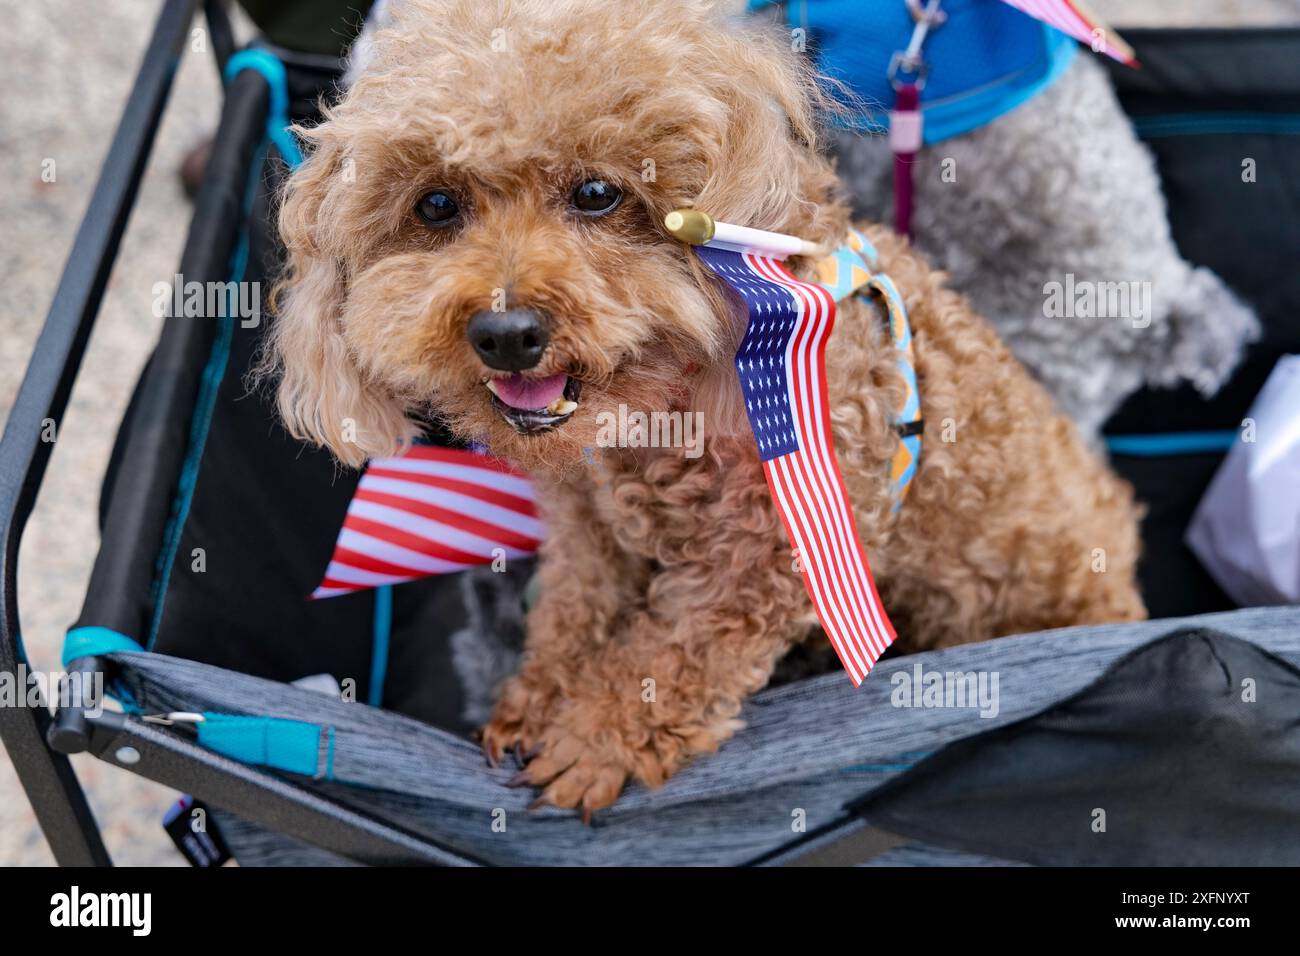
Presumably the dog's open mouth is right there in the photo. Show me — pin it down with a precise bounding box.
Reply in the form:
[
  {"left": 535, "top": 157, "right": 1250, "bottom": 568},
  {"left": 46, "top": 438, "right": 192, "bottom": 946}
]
[{"left": 484, "top": 373, "right": 582, "bottom": 433}]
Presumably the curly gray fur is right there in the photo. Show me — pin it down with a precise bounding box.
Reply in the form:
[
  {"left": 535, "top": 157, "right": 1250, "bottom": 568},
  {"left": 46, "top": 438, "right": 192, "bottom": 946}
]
[
  {"left": 832, "top": 54, "right": 1259, "bottom": 436},
  {"left": 448, "top": 561, "right": 531, "bottom": 725}
]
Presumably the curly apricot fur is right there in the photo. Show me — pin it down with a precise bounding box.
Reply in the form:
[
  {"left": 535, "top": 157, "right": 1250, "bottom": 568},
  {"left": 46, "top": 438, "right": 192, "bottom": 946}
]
[{"left": 267, "top": 0, "right": 1145, "bottom": 815}]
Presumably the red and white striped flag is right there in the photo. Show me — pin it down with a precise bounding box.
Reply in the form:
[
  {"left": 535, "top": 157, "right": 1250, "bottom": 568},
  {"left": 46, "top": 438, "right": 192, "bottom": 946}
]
[
  {"left": 1001, "top": 0, "right": 1136, "bottom": 65},
  {"left": 697, "top": 246, "right": 895, "bottom": 685},
  {"left": 311, "top": 444, "right": 541, "bottom": 599}
]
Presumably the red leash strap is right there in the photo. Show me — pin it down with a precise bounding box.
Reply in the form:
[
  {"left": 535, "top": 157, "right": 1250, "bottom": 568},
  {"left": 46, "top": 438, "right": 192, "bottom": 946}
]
[
  {"left": 888, "top": 0, "right": 944, "bottom": 239},
  {"left": 889, "top": 83, "right": 922, "bottom": 239}
]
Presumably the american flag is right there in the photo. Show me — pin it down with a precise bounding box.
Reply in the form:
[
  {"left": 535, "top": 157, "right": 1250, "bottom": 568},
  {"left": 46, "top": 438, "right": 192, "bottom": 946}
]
[
  {"left": 1000, "top": 0, "right": 1136, "bottom": 65},
  {"left": 697, "top": 247, "right": 896, "bottom": 685},
  {"left": 311, "top": 444, "right": 541, "bottom": 599}
]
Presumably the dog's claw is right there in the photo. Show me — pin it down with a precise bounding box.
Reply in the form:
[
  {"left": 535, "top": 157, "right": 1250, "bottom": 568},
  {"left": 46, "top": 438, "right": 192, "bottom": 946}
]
[
  {"left": 527, "top": 796, "right": 553, "bottom": 812},
  {"left": 506, "top": 771, "right": 532, "bottom": 789},
  {"left": 580, "top": 806, "right": 594, "bottom": 826},
  {"left": 480, "top": 720, "right": 525, "bottom": 771}
]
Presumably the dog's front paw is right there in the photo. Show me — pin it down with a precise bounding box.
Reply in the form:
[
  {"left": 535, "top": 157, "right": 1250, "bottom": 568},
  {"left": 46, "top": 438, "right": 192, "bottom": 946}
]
[
  {"left": 480, "top": 671, "right": 561, "bottom": 768},
  {"left": 508, "top": 713, "right": 637, "bottom": 823},
  {"left": 485, "top": 635, "right": 755, "bottom": 817},
  {"left": 506, "top": 696, "right": 712, "bottom": 821}
]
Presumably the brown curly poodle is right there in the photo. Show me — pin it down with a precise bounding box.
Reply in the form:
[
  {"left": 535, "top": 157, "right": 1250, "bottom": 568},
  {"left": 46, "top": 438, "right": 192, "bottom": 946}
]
[{"left": 264, "top": 0, "right": 1146, "bottom": 818}]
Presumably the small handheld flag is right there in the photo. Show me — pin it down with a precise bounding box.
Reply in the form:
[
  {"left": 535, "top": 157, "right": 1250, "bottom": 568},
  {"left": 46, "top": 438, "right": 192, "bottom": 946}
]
[
  {"left": 690, "top": 233, "right": 897, "bottom": 685},
  {"left": 311, "top": 445, "right": 541, "bottom": 599},
  {"left": 999, "top": 0, "right": 1136, "bottom": 66}
]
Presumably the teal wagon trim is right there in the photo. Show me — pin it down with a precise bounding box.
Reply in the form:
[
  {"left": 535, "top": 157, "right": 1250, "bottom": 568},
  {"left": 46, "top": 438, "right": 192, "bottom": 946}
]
[
  {"left": 1106, "top": 431, "right": 1238, "bottom": 457},
  {"left": 61, "top": 626, "right": 145, "bottom": 712},
  {"left": 1132, "top": 112, "right": 1300, "bottom": 139},
  {"left": 369, "top": 585, "right": 393, "bottom": 707},
  {"left": 197, "top": 714, "right": 336, "bottom": 780},
  {"left": 223, "top": 49, "right": 305, "bottom": 166},
  {"left": 62, "top": 626, "right": 145, "bottom": 667}
]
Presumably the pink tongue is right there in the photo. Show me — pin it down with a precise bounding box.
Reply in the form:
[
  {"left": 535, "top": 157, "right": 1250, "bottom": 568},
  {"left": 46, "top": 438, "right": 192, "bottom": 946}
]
[{"left": 491, "top": 372, "right": 568, "bottom": 410}]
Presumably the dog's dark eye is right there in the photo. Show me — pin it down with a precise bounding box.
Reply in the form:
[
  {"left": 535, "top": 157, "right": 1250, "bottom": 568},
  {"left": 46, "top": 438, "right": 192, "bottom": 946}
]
[
  {"left": 572, "top": 179, "right": 622, "bottom": 216},
  {"left": 416, "top": 190, "right": 460, "bottom": 226}
]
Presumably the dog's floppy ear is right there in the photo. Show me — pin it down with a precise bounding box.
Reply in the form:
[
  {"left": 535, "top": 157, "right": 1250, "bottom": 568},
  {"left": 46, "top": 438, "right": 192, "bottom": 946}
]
[
  {"left": 682, "top": 19, "right": 848, "bottom": 441},
  {"left": 264, "top": 134, "right": 417, "bottom": 469},
  {"left": 688, "top": 19, "right": 847, "bottom": 249},
  {"left": 689, "top": 353, "right": 750, "bottom": 443}
]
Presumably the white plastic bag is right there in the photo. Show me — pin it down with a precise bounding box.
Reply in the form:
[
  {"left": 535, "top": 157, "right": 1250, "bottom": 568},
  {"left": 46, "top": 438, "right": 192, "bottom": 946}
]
[{"left": 1187, "top": 355, "right": 1300, "bottom": 606}]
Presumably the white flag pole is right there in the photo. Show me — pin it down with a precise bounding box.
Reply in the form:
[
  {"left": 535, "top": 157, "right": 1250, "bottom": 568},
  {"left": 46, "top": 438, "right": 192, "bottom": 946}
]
[{"left": 664, "top": 209, "right": 827, "bottom": 260}]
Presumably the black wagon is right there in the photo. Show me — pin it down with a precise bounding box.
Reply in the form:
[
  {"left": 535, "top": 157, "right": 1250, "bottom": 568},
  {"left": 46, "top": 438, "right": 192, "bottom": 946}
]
[{"left": 2, "top": 0, "right": 1299, "bottom": 866}]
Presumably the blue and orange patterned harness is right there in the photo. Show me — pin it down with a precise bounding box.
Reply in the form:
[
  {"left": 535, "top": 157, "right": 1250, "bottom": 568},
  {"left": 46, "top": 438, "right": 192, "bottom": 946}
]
[{"left": 812, "top": 230, "right": 923, "bottom": 508}]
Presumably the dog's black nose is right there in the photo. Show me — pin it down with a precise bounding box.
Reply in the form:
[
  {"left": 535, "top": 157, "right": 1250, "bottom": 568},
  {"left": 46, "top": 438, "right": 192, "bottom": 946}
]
[{"left": 466, "top": 308, "right": 550, "bottom": 371}]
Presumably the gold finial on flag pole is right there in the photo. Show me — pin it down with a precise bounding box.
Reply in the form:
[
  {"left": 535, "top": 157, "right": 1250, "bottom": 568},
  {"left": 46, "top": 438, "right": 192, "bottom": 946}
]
[
  {"left": 663, "top": 209, "right": 716, "bottom": 245},
  {"left": 664, "top": 209, "right": 826, "bottom": 260}
]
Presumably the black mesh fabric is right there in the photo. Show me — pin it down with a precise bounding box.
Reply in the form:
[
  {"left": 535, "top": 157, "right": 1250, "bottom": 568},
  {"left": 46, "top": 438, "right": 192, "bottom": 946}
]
[{"left": 852, "top": 628, "right": 1300, "bottom": 865}]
